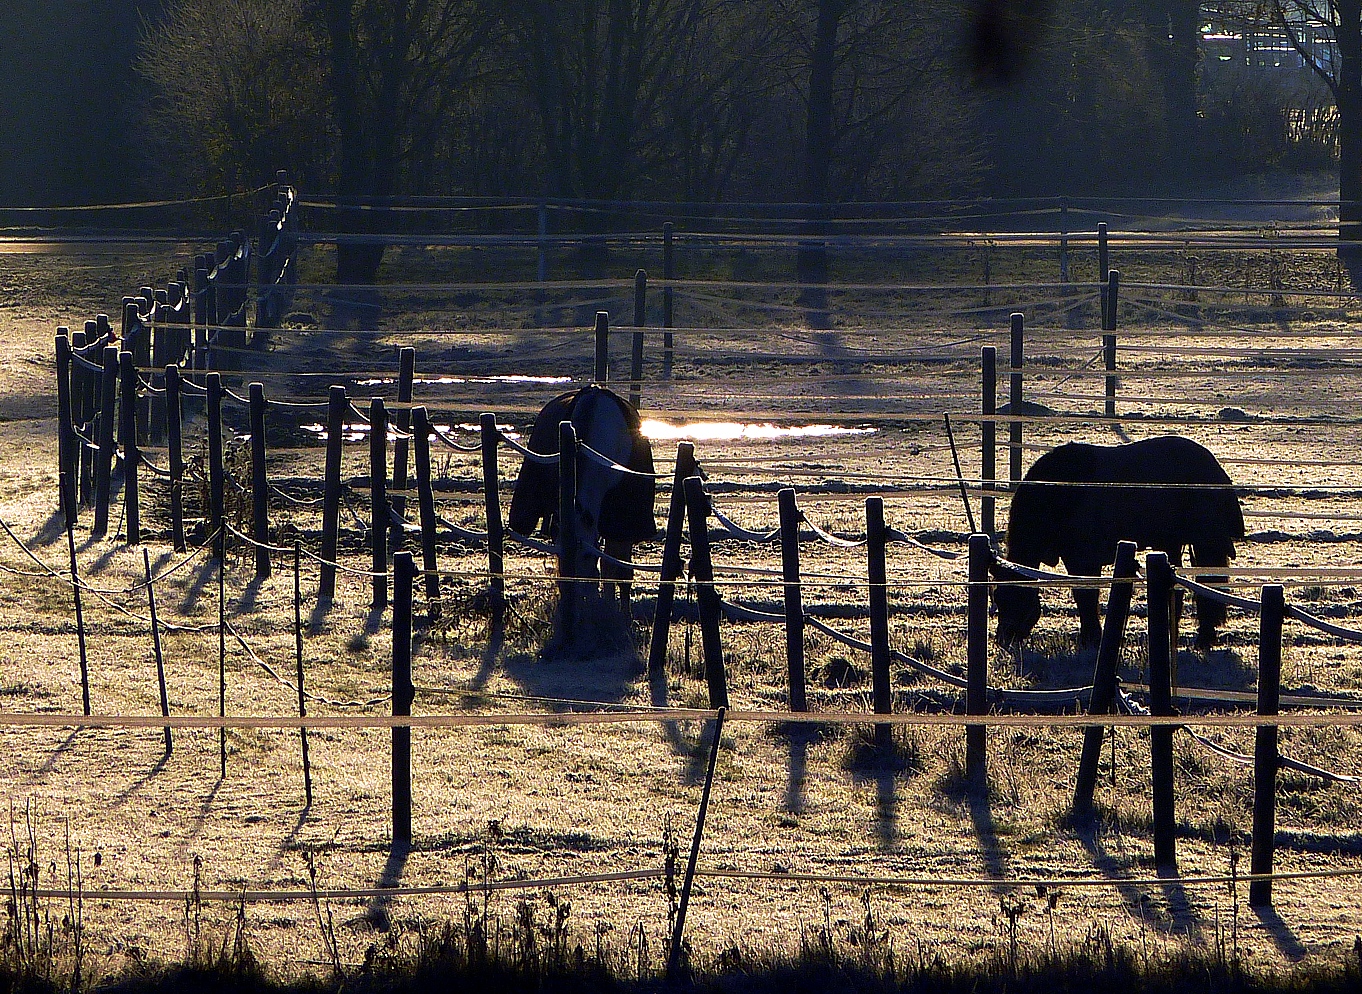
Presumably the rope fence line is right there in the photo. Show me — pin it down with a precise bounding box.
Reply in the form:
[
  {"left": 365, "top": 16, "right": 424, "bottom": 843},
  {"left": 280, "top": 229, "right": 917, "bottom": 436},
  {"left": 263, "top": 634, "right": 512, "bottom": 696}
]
[
  {"left": 12, "top": 710, "right": 1362, "bottom": 730},
  {"left": 28, "top": 861, "right": 1362, "bottom": 906}
]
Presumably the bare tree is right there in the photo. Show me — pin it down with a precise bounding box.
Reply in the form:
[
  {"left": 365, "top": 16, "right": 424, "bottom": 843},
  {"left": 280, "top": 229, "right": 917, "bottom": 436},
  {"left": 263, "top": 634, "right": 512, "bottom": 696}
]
[
  {"left": 1262, "top": 0, "right": 1362, "bottom": 234},
  {"left": 493, "top": 0, "right": 769, "bottom": 202},
  {"left": 137, "top": 0, "right": 331, "bottom": 195},
  {"left": 319, "top": 0, "right": 495, "bottom": 280}
]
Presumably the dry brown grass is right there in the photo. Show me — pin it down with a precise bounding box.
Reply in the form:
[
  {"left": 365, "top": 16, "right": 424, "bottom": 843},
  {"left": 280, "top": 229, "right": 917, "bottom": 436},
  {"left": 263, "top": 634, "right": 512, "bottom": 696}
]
[{"left": 6, "top": 243, "right": 1362, "bottom": 983}]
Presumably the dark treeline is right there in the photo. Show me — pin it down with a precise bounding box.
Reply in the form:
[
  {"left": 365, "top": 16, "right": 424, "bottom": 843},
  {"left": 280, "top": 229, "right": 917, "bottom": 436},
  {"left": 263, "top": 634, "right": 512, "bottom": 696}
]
[{"left": 0, "top": 0, "right": 1339, "bottom": 211}]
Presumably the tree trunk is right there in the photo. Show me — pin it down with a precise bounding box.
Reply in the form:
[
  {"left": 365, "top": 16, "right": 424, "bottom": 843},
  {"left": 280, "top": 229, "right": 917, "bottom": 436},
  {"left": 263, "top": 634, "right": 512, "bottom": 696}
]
[
  {"left": 1338, "top": 0, "right": 1362, "bottom": 242},
  {"left": 798, "top": 0, "right": 846, "bottom": 328},
  {"left": 324, "top": 0, "right": 391, "bottom": 284},
  {"left": 1160, "top": 0, "right": 1199, "bottom": 172}
]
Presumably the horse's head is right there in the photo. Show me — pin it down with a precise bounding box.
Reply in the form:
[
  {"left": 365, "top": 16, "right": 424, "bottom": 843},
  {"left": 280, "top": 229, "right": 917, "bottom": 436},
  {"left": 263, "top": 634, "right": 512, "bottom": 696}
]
[{"left": 990, "top": 558, "right": 1040, "bottom": 649}]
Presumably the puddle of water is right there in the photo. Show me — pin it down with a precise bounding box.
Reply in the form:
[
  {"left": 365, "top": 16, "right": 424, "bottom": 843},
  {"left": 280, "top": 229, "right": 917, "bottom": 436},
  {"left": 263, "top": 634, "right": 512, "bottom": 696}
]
[
  {"left": 354, "top": 374, "right": 573, "bottom": 387},
  {"left": 641, "top": 420, "right": 875, "bottom": 441},
  {"left": 299, "top": 418, "right": 869, "bottom": 445}
]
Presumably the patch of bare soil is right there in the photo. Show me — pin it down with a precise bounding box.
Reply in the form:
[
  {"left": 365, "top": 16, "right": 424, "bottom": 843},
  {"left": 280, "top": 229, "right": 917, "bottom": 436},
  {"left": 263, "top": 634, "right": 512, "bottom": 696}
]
[{"left": 4, "top": 244, "right": 1362, "bottom": 980}]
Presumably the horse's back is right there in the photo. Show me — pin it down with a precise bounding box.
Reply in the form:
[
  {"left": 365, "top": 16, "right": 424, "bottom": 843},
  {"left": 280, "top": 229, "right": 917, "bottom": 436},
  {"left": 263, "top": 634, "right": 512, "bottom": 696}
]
[{"left": 1016, "top": 436, "right": 1242, "bottom": 567}]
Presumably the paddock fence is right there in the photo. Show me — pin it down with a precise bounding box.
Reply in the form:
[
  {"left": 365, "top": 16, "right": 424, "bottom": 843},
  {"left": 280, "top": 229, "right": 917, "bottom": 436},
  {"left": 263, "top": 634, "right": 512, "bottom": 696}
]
[{"left": 16, "top": 182, "right": 1362, "bottom": 961}]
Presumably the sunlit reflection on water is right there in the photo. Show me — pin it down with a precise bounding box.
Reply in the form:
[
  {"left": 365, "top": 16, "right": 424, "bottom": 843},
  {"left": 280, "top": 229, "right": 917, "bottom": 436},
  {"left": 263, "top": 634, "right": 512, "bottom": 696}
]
[
  {"left": 299, "top": 418, "right": 869, "bottom": 445},
  {"left": 300, "top": 422, "right": 521, "bottom": 443},
  {"left": 354, "top": 374, "right": 573, "bottom": 387},
  {"left": 641, "top": 420, "right": 874, "bottom": 441}
]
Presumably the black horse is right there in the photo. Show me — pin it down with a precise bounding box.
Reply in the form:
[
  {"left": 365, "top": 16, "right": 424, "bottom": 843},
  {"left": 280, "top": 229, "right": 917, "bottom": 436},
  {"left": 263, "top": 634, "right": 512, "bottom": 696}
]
[
  {"left": 992, "top": 436, "right": 1244, "bottom": 651},
  {"left": 508, "top": 385, "right": 657, "bottom": 604}
]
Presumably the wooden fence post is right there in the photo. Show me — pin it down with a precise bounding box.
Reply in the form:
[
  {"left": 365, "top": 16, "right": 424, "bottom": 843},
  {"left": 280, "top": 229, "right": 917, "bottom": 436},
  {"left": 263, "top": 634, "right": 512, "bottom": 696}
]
[
  {"left": 1072, "top": 540, "right": 1139, "bottom": 821},
  {"left": 56, "top": 333, "right": 77, "bottom": 524},
  {"left": 218, "top": 539, "right": 227, "bottom": 776},
  {"left": 1098, "top": 222, "right": 1110, "bottom": 282},
  {"left": 630, "top": 269, "right": 646, "bottom": 411},
  {"left": 166, "top": 365, "right": 185, "bottom": 551},
  {"left": 981, "top": 346, "right": 996, "bottom": 536},
  {"left": 127, "top": 301, "right": 150, "bottom": 444},
  {"left": 1250, "top": 584, "right": 1285, "bottom": 907},
  {"left": 150, "top": 297, "right": 167, "bottom": 445},
  {"left": 967, "top": 533, "right": 991, "bottom": 778},
  {"left": 370, "top": 397, "right": 389, "bottom": 610},
  {"left": 319, "top": 385, "right": 346, "bottom": 601},
  {"left": 663, "top": 222, "right": 674, "bottom": 379},
  {"left": 1103, "top": 332, "right": 1117, "bottom": 418},
  {"left": 92, "top": 344, "right": 119, "bottom": 539},
  {"left": 1146, "top": 551, "right": 1177, "bottom": 870},
  {"left": 666, "top": 705, "right": 725, "bottom": 984},
  {"left": 62, "top": 475, "right": 90, "bottom": 717},
  {"left": 648, "top": 441, "right": 697, "bottom": 677},
  {"left": 119, "top": 351, "right": 140, "bottom": 546},
  {"left": 594, "top": 311, "right": 609, "bottom": 384},
  {"left": 74, "top": 324, "right": 93, "bottom": 505},
  {"left": 294, "top": 540, "right": 312, "bottom": 805},
  {"left": 778, "top": 488, "right": 806, "bottom": 712},
  {"left": 392, "top": 551, "right": 415, "bottom": 846},
  {"left": 684, "top": 476, "right": 728, "bottom": 709},
  {"left": 207, "top": 373, "right": 225, "bottom": 560},
  {"left": 1105, "top": 270, "right": 1121, "bottom": 332},
  {"left": 558, "top": 420, "right": 580, "bottom": 639},
  {"left": 1009, "top": 312, "right": 1023, "bottom": 485},
  {"left": 480, "top": 413, "right": 505, "bottom": 613},
  {"left": 413, "top": 407, "right": 441, "bottom": 615},
  {"left": 392, "top": 346, "right": 415, "bottom": 548},
  {"left": 249, "top": 382, "right": 270, "bottom": 578},
  {"left": 144, "top": 548, "right": 171, "bottom": 756},
  {"left": 193, "top": 261, "right": 210, "bottom": 371},
  {"left": 1058, "top": 198, "right": 1069, "bottom": 282},
  {"left": 867, "top": 497, "right": 892, "bottom": 749}
]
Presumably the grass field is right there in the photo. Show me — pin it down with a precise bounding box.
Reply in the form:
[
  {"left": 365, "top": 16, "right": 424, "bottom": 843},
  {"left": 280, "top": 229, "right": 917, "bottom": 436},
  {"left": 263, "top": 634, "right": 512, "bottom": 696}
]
[{"left": 6, "top": 228, "right": 1362, "bottom": 988}]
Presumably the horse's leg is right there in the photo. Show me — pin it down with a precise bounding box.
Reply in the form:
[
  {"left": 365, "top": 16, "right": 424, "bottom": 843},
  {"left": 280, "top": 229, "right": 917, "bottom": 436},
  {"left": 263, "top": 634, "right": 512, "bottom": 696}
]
[
  {"left": 1074, "top": 586, "right": 1102, "bottom": 649},
  {"left": 1166, "top": 546, "right": 1185, "bottom": 661},
  {"left": 1190, "top": 545, "right": 1230, "bottom": 652},
  {"left": 604, "top": 536, "right": 634, "bottom": 612}
]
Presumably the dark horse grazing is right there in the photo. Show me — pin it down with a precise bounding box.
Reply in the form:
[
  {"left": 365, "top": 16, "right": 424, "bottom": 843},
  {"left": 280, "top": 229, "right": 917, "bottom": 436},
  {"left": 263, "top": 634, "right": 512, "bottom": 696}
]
[
  {"left": 508, "top": 385, "right": 657, "bottom": 605},
  {"left": 993, "top": 436, "right": 1244, "bottom": 651}
]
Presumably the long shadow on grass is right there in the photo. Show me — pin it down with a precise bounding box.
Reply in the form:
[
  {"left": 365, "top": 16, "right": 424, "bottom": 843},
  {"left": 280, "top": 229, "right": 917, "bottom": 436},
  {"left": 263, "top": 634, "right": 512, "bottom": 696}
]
[
  {"left": 112, "top": 753, "right": 169, "bottom": 808},
  {"left": 1076, "top": 821, "right": 1204, "bottom": 941},
  {"left": 847, "top": 730, "right": 912, "bottom": 850},
  {"left": 36, "top": 729, "right": 82, "bottom": 776},
  {"left": 467, "top": 616, "right": 504, "bottom": 692},
  {"left": 1252, "top": 901, "right": 1306, "bottom": 960},
  {"left": 965, "top": 770, "right": 1007, "bottom": 887},
  {"left": 365, "top": 842, "right": 409, "bottom": 932},
  {"left": 186, "top": 778, "right": 223, "bottom": 843},
  {"left": 650, "top": 668, "right": 709, "bottom": 786},
  {"left": 179, "top": 559, "right": 221, "bottom": 615}
]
